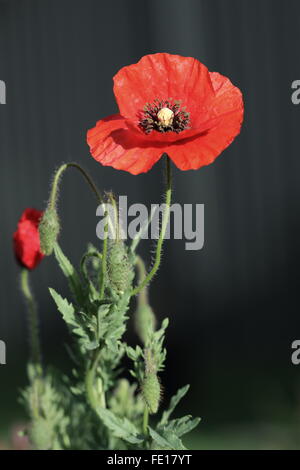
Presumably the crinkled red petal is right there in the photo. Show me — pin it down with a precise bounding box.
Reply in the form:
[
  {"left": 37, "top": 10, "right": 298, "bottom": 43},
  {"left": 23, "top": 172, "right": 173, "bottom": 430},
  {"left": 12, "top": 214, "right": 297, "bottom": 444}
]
[
  {"left": 113, "top": 53, "right": 215, "bottom": 131},
  {"left": 87, "top": 114, "right": 164, "bottom": 175},
  {"left": 167, "top": 72, "right": 244, "bottom": 170}
]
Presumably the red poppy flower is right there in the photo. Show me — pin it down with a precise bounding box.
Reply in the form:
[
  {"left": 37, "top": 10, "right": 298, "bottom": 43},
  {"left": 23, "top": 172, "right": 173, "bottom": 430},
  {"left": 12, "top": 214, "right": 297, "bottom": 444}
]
[
  {"left": 87, "top": 53, "right": 244, "bottom": 175},
  {"left": 13, "top": 208, "right": 44, "bottom": 270}
]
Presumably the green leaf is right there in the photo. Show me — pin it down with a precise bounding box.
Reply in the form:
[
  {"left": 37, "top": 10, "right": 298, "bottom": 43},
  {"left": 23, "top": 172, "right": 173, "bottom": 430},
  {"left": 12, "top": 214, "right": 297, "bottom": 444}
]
[
  {"left": 54, "top": 243, "right": 85, "bottom": 304},
  {"left": 97, "top": 304, "right": 110, "bottom": 340},
  {"left": 163, "top": 415, "right": 201, "bottom": 437},
  {"left": 126, "top": 346, "right": 142, "bottom": 361},
  {"left": 148, "top": 427, "right": 186, "bottom": 450},
  {"left": 96, "top": 408, "right": 143, "bottom": 445},
  {"left": 159, "top": 385, "right": 190, "bottom": 426},
  {"left": 49, "top": 288, "right": 94, "bottom": 349},
  {"left": 22, "top": 369, "right": 71, "bottom": 449},
  {"left": 49, "top": 288, "right": 76, "bottom": 326}
]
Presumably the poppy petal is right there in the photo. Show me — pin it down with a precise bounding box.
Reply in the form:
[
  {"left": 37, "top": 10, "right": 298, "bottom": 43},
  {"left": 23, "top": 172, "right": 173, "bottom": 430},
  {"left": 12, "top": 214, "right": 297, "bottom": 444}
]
[
  {"left": 113, "top": 53, "right": 214, "bottom": 128},
  {"left": 166, "top": 71, "right": 243, "bottom": 170},
  {"left": 87, "top": 114, "right": 164, "bottom": 175}
]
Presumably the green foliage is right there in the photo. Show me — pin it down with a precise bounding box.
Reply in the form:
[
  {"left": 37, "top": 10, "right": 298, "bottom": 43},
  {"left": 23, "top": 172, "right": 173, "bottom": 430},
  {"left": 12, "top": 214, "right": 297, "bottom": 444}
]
[
  {"left": 109, "top": 379, "right": 144, "bottom": 422},
  {"left": 21, "top": 242, "right": 200, "bottom": 450},
  {"left": 163, "top": 415, "right": 201, "bottom": 437},
  {"left": 21, "top": 366, "right": 70, "bottom": 449},
  {"left": 149, "top": 427, "right": 186, "bottom": 450},
  {"left": 96, "top": 408, "right": 143, "bottom": 445},
  {"left": 54, "top": 243, "right": 85, "bottom": 304},
  {"left": 159, "top": 384, "right": 190, "bottom": 425},
  {"left": 150, "top": 385, "right": 201, "bottom": 450},
  {"left": 49, "top": 288, "right": 99, "bottom": 352}
]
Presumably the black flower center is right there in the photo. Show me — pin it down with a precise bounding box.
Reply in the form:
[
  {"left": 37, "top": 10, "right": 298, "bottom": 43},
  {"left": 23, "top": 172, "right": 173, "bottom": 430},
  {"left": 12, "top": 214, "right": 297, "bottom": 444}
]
[{"left": 139, "top": 99, "right": 191, "bottom": 134}]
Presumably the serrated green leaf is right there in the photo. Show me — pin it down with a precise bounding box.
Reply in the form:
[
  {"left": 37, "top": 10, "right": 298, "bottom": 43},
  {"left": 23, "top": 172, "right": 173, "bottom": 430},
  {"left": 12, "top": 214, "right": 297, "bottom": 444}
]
[
  {"left": 159, "top": 385, "right": 190, "bottom": 426},
  {"left": 54, "top": 243, "right": 85, "bottom": 304},
  {"left": 148, "top": 427, "right": 186, "bottom": 450},
  {"left": 96, "top": 408, "right": 143, "bottom": 445},
  {"left": 84, "top": 340, "right": 99, "bottom": 351},
  {"left": 163, "top": 415, "right": 201, "bottom": 437},
  {"left": 49, "top": 288, "right": 76, "bottom": 326},
  {"left": 49, "top": 288, "right": 94, "bottom": 349},
  {"left": 97, "top": 304, "right": 110, "bottom": 339},
  {"left": 105, "top": 338, "right": 120, "bottom": 354},
  {"left": 126, "top": 345, "right": 143, "bottom": 362},
  {"left": 126, "top": 346, "right": 137, "bottom": 361}
]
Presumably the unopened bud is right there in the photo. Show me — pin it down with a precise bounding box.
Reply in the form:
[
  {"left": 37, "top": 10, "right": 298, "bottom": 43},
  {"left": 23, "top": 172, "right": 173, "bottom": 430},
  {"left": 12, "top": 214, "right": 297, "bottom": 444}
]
[
  {"left": 142, "top": 372, "right": 161, "bottom": 414},
  {"left": 107, "top": 241, "right": 134, "bottom": 293},
  {"left": 39, "top": 208, "right": 60, "bottom": 255}
]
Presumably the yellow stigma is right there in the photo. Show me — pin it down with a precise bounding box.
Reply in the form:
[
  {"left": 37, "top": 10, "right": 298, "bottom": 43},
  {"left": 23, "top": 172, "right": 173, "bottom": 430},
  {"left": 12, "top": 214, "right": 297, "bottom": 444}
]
[{"left": 157, "top": 107, "right": 174, "bottom": 127}]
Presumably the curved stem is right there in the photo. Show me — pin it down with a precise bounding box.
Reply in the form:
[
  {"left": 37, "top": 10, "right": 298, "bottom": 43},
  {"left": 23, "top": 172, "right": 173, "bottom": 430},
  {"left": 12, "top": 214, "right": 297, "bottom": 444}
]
[
  {"left": 131, "top": 155, "right": 172, "bottom": 297},
  {"left": 20, "top": 269, "right": 42, "bottom": 370},
  {"left": 48, "top": 162, "right": 112, "bottom": 295},
  {"left": 80, "top": 250, "right": 103, "bottom": 299},
  {"left": 85, "top": 349, "right": 106, "bottom": 411},
  {"left": 48, "top": 162, "right": 114, "bottom": 237},
  {"left": 49, "top": 162, "right": 102, "bottom": 209},
  {"left": 80, "top": 251, "right": 102, "bottom": 274}
]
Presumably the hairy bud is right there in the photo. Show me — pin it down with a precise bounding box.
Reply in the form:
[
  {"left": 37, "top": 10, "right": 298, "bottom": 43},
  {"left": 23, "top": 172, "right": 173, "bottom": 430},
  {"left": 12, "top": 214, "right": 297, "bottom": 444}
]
[
  {"left": 39, "top": 208, "right": 60, "bottom": 255},
  {"left": 142, "top": 371, "right": 161, "bottom": 414},
  {"left": 107, "top": 241, "right": 134, "bottom": 293}
]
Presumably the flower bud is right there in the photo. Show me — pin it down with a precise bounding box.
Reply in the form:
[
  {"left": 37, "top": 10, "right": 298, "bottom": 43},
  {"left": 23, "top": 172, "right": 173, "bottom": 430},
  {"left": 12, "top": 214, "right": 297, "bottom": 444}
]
[
  {"left": 13, "top": 208, "right": 44, "bottom": 270},
  {"left": 142, "top": 372, "right": 161, "bottom": 414},
  {"left": 107, "top": 241, "right": 134, "bottom": 293},
  {"left": 39, "top": 208, "right": 60, "bottom": 256}
]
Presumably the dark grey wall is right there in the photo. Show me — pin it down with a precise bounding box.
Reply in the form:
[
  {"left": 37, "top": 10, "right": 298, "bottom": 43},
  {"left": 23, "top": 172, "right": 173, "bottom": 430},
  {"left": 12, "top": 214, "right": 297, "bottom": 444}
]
[{"left": 1, "top": 0, "right": 300, "bottom": 430}]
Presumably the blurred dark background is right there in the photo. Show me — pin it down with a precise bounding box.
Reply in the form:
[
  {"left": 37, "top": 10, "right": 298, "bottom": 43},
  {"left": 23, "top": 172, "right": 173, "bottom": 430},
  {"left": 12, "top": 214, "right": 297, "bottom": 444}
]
[{"left": 1, "top": 0, "right": 300, "bottom": 449}]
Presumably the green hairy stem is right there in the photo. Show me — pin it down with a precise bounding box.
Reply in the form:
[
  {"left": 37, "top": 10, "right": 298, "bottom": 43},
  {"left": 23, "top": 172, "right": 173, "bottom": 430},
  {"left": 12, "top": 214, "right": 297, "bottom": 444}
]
[{"left": 131, "top": 155, "right": 172, "bottom": 297}]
